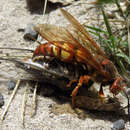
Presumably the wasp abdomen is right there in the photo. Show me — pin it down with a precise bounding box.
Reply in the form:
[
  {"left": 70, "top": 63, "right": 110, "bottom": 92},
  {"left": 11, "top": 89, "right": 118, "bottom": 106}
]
[{"left": 33, "top": 42, "right": 74, "bottom": 62}]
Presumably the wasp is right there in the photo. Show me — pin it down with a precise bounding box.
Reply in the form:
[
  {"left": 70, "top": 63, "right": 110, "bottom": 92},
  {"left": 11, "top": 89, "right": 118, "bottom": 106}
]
[{"left": 32, "top": 8, "right": 127, "bottom": 107}]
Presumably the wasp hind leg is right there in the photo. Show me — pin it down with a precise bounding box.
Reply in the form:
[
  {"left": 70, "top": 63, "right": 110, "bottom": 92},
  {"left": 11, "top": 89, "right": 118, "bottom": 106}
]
[
  {"left": 66, "top": 80, "right": 77, "bottom": 88},
  {"left": 99, "top": 84, "right": 105, "bottom": 103},
  {"left": 71, "top": 75, "right": 91, "bottom": 108}
]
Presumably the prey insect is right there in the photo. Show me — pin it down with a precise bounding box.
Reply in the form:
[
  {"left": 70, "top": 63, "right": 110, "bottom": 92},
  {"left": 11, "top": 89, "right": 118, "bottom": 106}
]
[{"left": 32, "top": 8, "right": 127, "bottom": 108}]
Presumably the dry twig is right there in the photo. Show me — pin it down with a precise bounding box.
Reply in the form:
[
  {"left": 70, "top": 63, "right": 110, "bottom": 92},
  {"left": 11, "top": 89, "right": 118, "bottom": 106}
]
[
  {"left": 30, "top": 82, "right": 38, "bottom": 117},
  {"left": 21, "top": 85, "right": 28, "bottom": 127},
  {"left": 0, "top": 80, "right": 21, "bottom": 121}
]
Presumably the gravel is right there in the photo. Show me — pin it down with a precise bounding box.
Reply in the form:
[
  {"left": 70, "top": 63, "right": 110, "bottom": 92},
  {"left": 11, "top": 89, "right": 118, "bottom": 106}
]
[
  {"left": 23, "top": 23, "right": 38, "bottom": 41},
  {"left": 112, "top": 119, "right": 125, "bottom": 130},
  {"left": 0, "top": 93, "right": 4, "bottom": 107},
  {"left": 7, "top": 80, "right": 16, "bottom": 90}
]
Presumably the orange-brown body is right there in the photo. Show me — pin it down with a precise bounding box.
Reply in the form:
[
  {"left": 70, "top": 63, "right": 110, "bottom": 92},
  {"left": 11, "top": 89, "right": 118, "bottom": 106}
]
[
  {"left": 33, "top": 42, "right": 109, "bottom": 78},
  {"left": 33, "top": 41, "right": 113, "bottom": 81},
  {"left": 33, "top": 42, "right": 75, "bottom": 62},
  {"left": 33, "top": 41, "right": 125, "bottom": 95}
]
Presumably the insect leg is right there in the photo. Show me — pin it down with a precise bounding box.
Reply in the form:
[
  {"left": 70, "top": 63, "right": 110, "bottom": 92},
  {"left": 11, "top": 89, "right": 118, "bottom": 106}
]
[
  {"left": 99, "top": 84, "right": 104, "bottom": 98},
  {"left": 71, "top": 75, "right": 91, "bottom": 108},
  {"left": 66, "top": 80, "right": 77, "bottom": 88},
  {"left": 99, "top": 84, "right": 105, "bottom": 103}
]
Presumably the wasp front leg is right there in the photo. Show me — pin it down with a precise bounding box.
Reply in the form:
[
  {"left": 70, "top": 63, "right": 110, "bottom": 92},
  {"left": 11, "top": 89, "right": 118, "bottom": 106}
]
[
  {"left": 70, "top": 75, "right": 91, "bottom": 108},
  {"left": 66, "top": 80, "right": 77, "bottom": 88}
]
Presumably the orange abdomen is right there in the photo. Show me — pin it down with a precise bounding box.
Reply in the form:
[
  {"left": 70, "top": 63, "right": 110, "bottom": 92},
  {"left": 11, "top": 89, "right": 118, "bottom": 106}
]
[{"left": 33, "top": 42, "right": 75, "bottom": 62}]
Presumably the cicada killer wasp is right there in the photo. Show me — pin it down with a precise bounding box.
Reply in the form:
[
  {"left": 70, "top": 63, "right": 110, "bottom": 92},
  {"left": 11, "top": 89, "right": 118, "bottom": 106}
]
[{"left": 32, "top": 8, "right": 127, "bottom": 107}]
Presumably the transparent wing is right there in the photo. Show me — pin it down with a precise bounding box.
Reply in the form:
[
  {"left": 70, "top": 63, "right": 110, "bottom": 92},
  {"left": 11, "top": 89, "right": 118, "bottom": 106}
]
[
  {"left": 34, "top": 24, "right": 103, "bottom": 71},
  {"left": 34, "top": 10, "right": 107, "bottom": 72},
  {"left": 34, "top": 24, "right": 81, "bottom": 48},
  {"left": 60, "top": 8, "right": 106, "bottom": 58}
]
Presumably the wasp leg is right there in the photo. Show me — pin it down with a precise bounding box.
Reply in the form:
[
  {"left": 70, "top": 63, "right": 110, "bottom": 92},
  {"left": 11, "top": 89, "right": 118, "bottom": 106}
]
[
  {"left": 99, "top": 84, "right": 105, "bottom": 103},
  {"left": 71, "top": 75, "right": 91, "bottom": 108},
  {"left": 32, "top": 56, "right": 45, "bottom": 62},
  {"left": 66, "top": 80, "right": 77, "bottom": 88}
]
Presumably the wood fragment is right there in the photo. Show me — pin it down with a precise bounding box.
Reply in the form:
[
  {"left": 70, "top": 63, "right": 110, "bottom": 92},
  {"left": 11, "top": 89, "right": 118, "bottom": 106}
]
[
  {"left": 30, "top": 82, "right": 38, "bottom": 117},
  {"left": 21, "top": 86, "right": 28, "bottom": 127}
]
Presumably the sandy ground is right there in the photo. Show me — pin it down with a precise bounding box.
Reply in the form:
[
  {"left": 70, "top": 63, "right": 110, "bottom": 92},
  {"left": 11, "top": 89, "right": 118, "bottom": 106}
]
[{"left": 0, "top": 0, "right": 130, "bottom": 130}]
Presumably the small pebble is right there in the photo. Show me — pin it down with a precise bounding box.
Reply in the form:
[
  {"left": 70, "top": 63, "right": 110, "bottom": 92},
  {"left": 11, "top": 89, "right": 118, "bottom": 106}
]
[
  {"left": 127, "top": 89, "right": 130, "bottom": 95},
  {"left": 128, "top": 107, "right": 130, "bottom": 115},
  {"left": 0, "top": 93, "right": 4, "bottom": 107},
  {"left": 7, "top": 80, "right": 16, "bottom": 90},
  {"left": 23, "top": 23, "right": 38, "bottom": 41},
  {"left": 112, "top": 119, "right": 125, "bottom": 130},
  {"left": 17, "top": 28, "right": 25, "bottom": 32}
]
